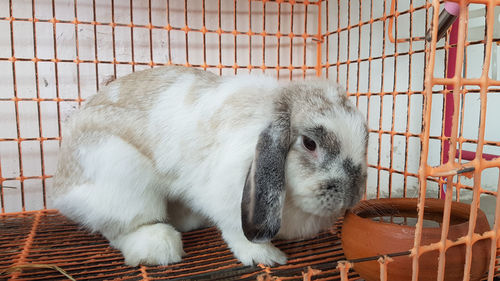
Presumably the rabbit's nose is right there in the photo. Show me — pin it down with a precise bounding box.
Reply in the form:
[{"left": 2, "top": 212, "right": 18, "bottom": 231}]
[{"left": 326, "top": 183, "right": 339, "bottom": 192}]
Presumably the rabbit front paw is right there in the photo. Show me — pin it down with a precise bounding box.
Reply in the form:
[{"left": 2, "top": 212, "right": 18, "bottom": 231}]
[
  {"left": 231, "top": 240, "right": 287, "bottom": 266},
  {"left": 111, "top": 223, "right": 185, "bottom": 266}
]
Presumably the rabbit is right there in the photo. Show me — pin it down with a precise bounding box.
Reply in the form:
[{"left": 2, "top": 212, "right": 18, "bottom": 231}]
[{"left": 50, "top": 65, "right": 368, "bottom": 267}]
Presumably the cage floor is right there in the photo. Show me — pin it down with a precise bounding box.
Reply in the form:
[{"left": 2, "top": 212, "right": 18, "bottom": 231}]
[{"left": 0, "top": 210, "right": 362, "bottom": 281}]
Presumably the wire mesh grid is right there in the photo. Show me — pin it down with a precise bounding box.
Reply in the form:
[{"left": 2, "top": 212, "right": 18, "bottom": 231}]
[{"left": 0, "top": 0, "right": 499, "bottom": 280}]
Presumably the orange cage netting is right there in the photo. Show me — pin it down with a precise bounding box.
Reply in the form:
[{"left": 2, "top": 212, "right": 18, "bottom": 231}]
[{"left": 0, "top": 0, "right": 500, "bottom": 280}]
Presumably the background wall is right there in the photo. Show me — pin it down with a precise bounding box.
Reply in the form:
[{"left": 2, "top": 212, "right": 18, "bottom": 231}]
[
  {"left": 0, "top": 0, "right": 319, "bottom": 212},
  {"left": 0, "top": 1, "right": 499, "bottom": 219},
  {"left": 327, "top": 1, "right": 500, "bottom": 203},
  {"left": 325, "top": 0, "right": 499, "bottom": 224}
]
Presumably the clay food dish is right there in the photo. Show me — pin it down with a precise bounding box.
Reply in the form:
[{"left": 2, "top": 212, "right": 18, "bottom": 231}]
[{"left": 341, "top": 198, "right": 491, "bottom": 281}]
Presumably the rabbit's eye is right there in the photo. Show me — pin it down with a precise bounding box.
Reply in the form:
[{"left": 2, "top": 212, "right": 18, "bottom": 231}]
[{"left": 302, "top": 135, "right": 317, "bottom": 152}]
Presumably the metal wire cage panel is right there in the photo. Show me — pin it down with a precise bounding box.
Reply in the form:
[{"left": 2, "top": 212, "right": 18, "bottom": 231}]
[{"left": 0, "top": 0, "right": 500, "bottom": 280}]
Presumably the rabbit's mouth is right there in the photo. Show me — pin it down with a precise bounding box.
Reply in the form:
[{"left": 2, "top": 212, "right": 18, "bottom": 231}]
[
  {"left": 288, "top": 180, "right": 365, "bottom": 217},
  {"left": 289, "top": 191, "right": 347, "bottom": 217}
]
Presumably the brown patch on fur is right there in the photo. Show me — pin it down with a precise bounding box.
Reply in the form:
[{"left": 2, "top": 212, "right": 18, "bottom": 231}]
[
  {"left": 184, "top": 91, "right": 198, "bottom": 105},
  {"left": 52, "top": 140, "right": 87, "bottom": 195},
  {"left": 208, "top": 91, "right": 267, "bottom": 131},
  {"left": 53, "top": 66, "right": 220, "bottom": 194},
  {"left": 52, "top": 105, "right": 158, "bottom": 196},
  {"left": 86, "top": 106, "right": 155, "bottom": 159},
  {"left": 183, "top": 69, "right": 218, "bottom": 106},
  {"left": 102, "top": 75, "right": 116, "bottom": 86},
  {"left": 279, "top": 83, "right": 336, "bottom": 116},
  {"left": 89, "top": 66, "right": 219, "bottom": 110}
]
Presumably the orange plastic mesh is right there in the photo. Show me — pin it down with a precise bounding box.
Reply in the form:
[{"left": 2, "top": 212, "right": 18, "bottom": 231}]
[
  {"left": 413, "top": 0, "right": 500, "bottom": 281},
  {"left": 0, "top": 0, "right": 499, "bottom": 280},
  {"left": 0, "top": 210, "right": 360, "bottom": 280}
]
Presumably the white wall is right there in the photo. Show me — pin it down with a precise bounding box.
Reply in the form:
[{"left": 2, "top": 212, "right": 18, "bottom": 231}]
[
  {"left": 0, "top": 0, "right": 319, "bottom": 212},
  {"left": 329, "top": 0, "right": 500, "bottom": 214},
  {"left": 0, "top": 0, "right": 498, "bottom": 214}
]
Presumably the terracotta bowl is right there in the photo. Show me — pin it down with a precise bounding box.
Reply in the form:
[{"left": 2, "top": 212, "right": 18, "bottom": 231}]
[{"left": 341, "top": 198, "right": 491, "bottom": 281}]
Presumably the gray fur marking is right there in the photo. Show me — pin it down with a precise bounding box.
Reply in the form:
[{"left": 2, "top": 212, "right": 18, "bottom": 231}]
[{"left": 241, "top": 117, "right": 290, "bottom": 243}]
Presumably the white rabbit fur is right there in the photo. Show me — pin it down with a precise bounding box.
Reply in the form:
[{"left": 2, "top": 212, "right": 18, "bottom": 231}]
[{"left": 51, "top": 66, "right": 368, "bottom": 266}]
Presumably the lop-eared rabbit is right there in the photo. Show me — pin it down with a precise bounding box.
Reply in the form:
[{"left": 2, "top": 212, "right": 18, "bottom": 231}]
[{"left": 52, "top": 66, "right": 368, "bottom": 266}]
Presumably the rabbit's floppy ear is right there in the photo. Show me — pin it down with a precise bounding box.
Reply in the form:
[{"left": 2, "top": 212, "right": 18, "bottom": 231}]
[{"left": 241, "top": 110, "right": 290, "bottom": 243}]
